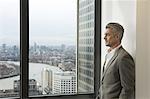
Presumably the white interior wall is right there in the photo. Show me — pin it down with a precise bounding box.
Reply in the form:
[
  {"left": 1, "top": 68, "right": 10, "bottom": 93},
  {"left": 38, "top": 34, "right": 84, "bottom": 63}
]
[
  {"left": 136, "top": 0, "right": 150, "bottom": 98},
  {"left": 101, "top": 0, "right": 136, "bottom": 66},
  {"left": 102, "top": 0, "right": 150, "bottom": 98}
]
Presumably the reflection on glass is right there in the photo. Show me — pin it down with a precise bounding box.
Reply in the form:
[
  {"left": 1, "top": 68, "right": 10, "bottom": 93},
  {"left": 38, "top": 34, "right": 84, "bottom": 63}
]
[
  {"left": 29, "top": 0, "right": 77, "bottom": 96},
  {"left": 78, "top": 0, "right": 95, "bottom": 93},
  {"left": 0, "top": 0, "right": 20, "bottom": 98}
]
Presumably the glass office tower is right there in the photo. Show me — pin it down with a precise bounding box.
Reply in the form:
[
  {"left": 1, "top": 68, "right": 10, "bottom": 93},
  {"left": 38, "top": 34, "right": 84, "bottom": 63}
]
[{"left": 78, "top": 0, "right": 95, "bottom": 93}]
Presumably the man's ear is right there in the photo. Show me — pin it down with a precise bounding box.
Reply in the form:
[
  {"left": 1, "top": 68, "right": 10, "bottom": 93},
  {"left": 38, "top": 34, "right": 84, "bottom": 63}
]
[{"left": 116, "top": 34, "right": 119, "bottom": 39}]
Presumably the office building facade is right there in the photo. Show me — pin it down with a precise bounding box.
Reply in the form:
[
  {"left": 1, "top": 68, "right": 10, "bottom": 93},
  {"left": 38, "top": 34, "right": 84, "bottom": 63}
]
[
  {"left": 78, "top": 0, "right": 95, "bottom": 93},
  {"left": 42, "top": 68, "right": 76, "bottom": 94}
]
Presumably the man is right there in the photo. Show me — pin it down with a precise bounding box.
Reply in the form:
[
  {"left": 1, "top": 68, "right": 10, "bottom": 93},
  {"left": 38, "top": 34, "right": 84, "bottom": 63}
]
[{"left": 97, "top": 23, "right": 135, "bottom": 99}]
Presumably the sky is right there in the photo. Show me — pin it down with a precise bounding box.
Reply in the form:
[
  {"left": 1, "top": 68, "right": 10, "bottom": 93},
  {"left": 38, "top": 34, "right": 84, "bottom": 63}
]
[
  {"left": 0, "top": 0, "right": 20, "bottom": 46},
  {"left": 0, "top": 0, "right": 77, "bottom": 46}
]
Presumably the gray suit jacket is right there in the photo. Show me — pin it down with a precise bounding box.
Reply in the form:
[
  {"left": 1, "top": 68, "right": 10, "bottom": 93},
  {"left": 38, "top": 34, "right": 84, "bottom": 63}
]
[{"left": 97, "top": 46, "right": 135, "bottom": 99}]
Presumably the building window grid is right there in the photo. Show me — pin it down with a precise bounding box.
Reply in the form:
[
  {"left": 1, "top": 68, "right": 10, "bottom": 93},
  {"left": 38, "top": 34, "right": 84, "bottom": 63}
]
[
  {"left": 79, "top": 60, "right": 93, "bottom": 69},
  {"left": 79, "top": 30, "right": 94, "bottom": 37},
  {"left": 78, "top": 53, "right": 94, "bottom": 61},
  {"left": 79, "top": 4, "right": 94, "bottom": 16},
  {"left": 79, "top": 20, "right": 94, "bottom": 27},
  {"left": 79, "top": 21, "right": 94, "bottom": 30},
  {"left": 79, "top": 74, "right": 94, "bottom": 85},
  {"left": 79, "top": 16, "right": 94, "bottom": 25},
  {"left": 79, "top": 67, "right": 94, "bottom": 77},
  {"left": 79, "top": 0, "right": 93, "bottom": 8},
  {"left": 79, "top": 38, "right": 94, "bottom": 45},
  {"left": 78, "top": 82, "right": 93, "bottom": 91},
  {"left": 79, "top": 13, "right": 94, "bottom": 22}
]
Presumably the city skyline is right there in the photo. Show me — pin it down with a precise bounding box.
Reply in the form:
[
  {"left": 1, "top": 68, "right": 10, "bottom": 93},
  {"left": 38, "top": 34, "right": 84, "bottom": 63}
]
[{"left": 0, "top": 43, "right": 76, "bottom": 47}]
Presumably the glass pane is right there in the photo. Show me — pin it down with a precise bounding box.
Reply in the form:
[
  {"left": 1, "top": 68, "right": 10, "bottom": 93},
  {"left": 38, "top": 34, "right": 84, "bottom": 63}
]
[
  {"left": 29, "top": 0, "right": 77, "bottom": 96},
  {"left": 78, "top": 0, "right": 95, "bottom": 93},
  {"left": 0, "top": 0, "right": 20, "bottom": 98}
]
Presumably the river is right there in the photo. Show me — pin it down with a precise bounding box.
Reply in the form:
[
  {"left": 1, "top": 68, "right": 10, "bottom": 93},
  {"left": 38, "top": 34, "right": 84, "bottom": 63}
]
[{"left": 0, "top": 62, "right": 62, "bottom": 90}]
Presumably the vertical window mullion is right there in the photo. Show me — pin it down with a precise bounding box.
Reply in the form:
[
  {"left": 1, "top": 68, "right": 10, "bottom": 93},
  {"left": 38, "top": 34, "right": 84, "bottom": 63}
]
[
  {"left": 77, "top": 0, "right": 79, "bottom": 95},
  {"left": 94, "top": 0, "right": 101, "bottom": 98},
  {"left": 20, "top": 0, "right": 29, "bottom": 98}
]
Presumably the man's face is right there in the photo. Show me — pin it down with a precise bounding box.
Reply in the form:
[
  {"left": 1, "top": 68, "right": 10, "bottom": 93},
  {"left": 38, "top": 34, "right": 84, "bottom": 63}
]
[{"left": 104, "top": 28, "right": 119, "bottom": 47}]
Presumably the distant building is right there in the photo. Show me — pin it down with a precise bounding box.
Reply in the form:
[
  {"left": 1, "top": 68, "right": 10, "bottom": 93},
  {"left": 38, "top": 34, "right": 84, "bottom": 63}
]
[
  {"left": 0, "top": 79, "right": 41, "bottom": 98},
  {"left": 1, "top": 44, "right": 7, "bottom": 60},
  {"left": 41, "top": 68, "right": 53, "bottom": 94},
  {"left": 42, "top": 68, "right": 76, "bottom": 95},
  {"left": 61, "top": 44, "right": 66, "bottom": 52},
  {"left": 34, "top": 42, "right": 37, "bottom": 52},
  {"left": 14, "top": 79, "right": 41, "bottom": 95},
  {"left": 2, "top": 44, "right": 6, "bottom": 53},
  {"left": 0, "top": 89, "right": 18, "bottom": 98},
  {"left": 53, "top": 71, "right": 76, "bottom": 94}
]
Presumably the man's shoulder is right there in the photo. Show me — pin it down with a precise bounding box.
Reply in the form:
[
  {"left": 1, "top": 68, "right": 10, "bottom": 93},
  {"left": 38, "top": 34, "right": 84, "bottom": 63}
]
[{"left": 117, "top": 47, "right": 133, "bottom": 60}]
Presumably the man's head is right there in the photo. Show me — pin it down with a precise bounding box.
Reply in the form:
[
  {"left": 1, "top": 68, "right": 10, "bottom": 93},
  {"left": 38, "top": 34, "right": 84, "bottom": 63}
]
[{"left": 104, "top": 22, "right": 124, "bottom": 48}]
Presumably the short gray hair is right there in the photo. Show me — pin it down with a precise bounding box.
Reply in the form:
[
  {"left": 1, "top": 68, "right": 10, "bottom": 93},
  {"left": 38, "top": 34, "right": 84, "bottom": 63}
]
[{"left": 106, "top": 22, "right": 124, "bottom": 41}]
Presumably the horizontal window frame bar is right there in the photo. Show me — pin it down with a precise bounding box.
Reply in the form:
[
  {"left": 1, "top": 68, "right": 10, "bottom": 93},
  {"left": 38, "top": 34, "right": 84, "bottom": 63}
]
[{"left": 29, "top": 93, "right": 94, "bottom": 99}]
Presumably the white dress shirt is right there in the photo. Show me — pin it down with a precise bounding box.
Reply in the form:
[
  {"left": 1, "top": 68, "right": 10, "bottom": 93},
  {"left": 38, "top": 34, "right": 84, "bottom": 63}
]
[{"left": 103, "top": 45, "right": 122, "bottom": 72}]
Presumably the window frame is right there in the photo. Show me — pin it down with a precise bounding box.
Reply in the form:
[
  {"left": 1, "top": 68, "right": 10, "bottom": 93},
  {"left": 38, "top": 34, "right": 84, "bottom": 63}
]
[{"left": 20, "top": 0, "right": 101, "bottom": 99}]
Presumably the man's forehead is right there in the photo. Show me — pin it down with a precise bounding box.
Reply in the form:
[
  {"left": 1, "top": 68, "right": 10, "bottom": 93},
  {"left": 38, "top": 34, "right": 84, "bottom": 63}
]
[{"left": 105, "top": 28, "right": 113, "bottom": 33}]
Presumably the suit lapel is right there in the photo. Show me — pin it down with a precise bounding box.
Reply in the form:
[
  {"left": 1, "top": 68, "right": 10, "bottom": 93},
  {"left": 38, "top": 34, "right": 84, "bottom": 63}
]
[{"left": 101, "top": 47, "right": 122, "bottom": 81}]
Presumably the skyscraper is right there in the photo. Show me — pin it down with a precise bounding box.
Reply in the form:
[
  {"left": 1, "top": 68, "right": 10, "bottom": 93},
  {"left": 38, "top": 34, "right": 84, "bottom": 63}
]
[
  {"left": 41, "top": 68, "right": 76, "bottom": 95},
  {"left": 78, "top": 0, "right": 95, "bottom": 93},
  {"left": 41, "top": 68, "right": 53, "bottom": 94},
  {"left": 53, "top": 71, "right": 76, "bottom": 94}
]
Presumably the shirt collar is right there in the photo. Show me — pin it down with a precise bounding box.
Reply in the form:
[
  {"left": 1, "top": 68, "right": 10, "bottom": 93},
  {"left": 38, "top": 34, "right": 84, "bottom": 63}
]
[{"left": 107, "top": 44, "right": 122, "bottom": 54}]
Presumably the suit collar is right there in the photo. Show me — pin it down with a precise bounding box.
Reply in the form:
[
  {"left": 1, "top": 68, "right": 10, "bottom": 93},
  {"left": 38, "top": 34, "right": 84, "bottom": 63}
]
[{"left": 101, "top": 46, "right": 123, "bottom": 81}]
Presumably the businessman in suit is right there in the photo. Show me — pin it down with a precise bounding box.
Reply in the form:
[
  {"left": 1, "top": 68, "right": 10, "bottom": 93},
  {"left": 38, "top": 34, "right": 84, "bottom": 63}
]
[{"left": 97, "top": 23, "right": 135, "bottom": 99}]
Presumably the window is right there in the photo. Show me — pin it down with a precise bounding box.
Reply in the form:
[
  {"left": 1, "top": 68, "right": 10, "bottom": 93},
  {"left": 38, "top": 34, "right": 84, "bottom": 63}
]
[
  {"left": 0, "top": 0, "right": 20, "bottom": 98},
  {"left": 29, "top": 0, "right": 77, "bottom": 96},
  {"left": 0, "top": 0, "right": 101, "bottom": 98}
]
